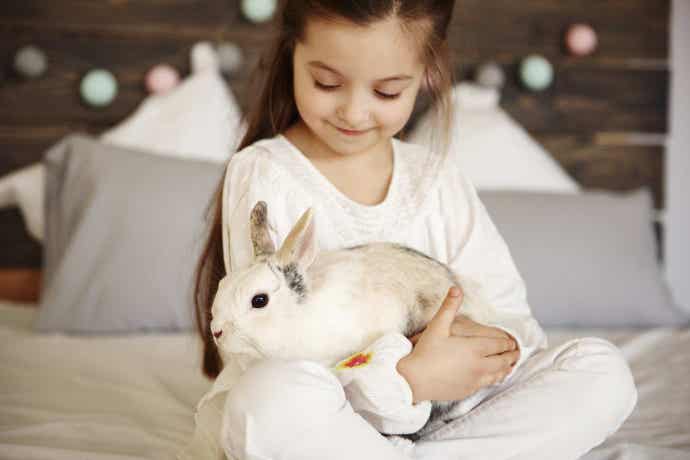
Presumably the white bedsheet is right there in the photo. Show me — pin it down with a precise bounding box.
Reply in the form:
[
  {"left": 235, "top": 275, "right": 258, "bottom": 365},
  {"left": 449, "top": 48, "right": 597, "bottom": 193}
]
[
  {"left": 1, "top": 301, "right": 689, "bottom": 460},
  {"left": 0, "top": 302, "right": 209, "bottom": 460}
]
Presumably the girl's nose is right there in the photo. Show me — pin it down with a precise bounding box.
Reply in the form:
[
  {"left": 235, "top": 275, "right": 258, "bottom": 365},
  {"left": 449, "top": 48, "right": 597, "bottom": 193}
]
[{"left": 337, "top": 93, "right": 371, "bottom": 128}]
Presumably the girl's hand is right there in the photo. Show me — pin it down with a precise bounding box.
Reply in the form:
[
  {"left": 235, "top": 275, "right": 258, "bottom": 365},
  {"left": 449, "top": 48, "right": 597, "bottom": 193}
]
[
  {"left": 409, "top": 314, "right": 520, "bottom": 360},
  {"left": 396, "top": 287, "right": 520, "bottom": 403}
]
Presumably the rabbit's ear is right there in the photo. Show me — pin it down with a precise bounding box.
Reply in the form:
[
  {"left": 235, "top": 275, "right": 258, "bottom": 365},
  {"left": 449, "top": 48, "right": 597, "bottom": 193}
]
[
  {"left": 250, "top": 201, "right": 275, "bottom": 259},
  {"left": 276, "top": 207, "right": 317, "bottom": 269}
]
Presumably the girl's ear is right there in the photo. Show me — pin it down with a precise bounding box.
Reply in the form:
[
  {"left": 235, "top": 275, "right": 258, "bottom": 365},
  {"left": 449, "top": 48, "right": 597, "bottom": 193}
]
[
  {"left": 275, "top": 207, "right": 318, "bottom": 269},
  {"left": 250, "top": 201, "right": 276, "bottom": 259}
]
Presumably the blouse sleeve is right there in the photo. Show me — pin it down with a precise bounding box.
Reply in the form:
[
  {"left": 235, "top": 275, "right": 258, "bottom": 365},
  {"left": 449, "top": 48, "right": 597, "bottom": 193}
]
[
  {"left": 330, "top": 331, "right": 432, "bottom": 435},
  {"left": 221, "top": 149, "right": 282, "bottom": 274},
  {"left": 446, "top": 168, "right": 549, "bottom": 380}
]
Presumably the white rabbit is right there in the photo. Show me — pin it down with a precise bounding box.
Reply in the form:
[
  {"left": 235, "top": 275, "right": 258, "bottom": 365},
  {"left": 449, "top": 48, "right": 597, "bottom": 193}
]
[{"left": 210, "top": 200, "right": 501, "bottom": 438}]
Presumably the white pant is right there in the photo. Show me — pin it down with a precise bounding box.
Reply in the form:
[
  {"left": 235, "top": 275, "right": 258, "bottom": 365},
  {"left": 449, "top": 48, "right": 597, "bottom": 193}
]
[{"left": 224, "top": 337, "right": 637, "bottom": 460}]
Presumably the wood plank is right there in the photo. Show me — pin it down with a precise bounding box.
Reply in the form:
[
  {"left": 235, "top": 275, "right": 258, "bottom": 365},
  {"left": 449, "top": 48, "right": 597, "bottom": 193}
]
[
  {"left": 0, "top": 30, "right": 262, "bottom": 125},
  {"left": 0, "top": 207, "right": 42, "bottom": 268},
  {"left": 451, "top": 0, "right": 669, "bottom": 62},
  {"left": 1, "top": 0, "right": 669, "bottom": 61},
  {"left": 453, "top": 63, "right": 669, "bottom": 133},
  {"left": 504, "top": 66, "right": 668, "bottom": 133},
  {"left": 0, "top": 0, "right": 241, "bottom": 32},
  {"left": 0, "top": 33, "right": 668, "bottom": 133}
]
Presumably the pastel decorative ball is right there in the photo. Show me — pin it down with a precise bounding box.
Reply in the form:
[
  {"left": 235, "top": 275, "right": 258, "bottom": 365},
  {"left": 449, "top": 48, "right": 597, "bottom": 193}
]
[
  {"left": 241, "top": 0, "right": 276, "bottom": 23},
  {"left": 216, "top": 41, "right": 244, "bottom": 75},
  {"left": 14, "top": 45, "right": 47, "bottom": 79},
  {"left": 145, "top": 64, "right": 180, "bottom": 93},
  {"left": 519, "top": 55, "right": 554, "bottom": 91},
  {"left": 566, "top": 23, "right": 598, "bottom": 56},
  {"left": 476, "top": 61, "right": 505, "bottom": 89},
  {"left": 80, "top": 69, "right": 118, "bottom": 107}
]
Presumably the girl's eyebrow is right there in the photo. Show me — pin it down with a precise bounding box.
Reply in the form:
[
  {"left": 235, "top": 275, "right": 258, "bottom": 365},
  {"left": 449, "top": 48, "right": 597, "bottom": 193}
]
[{"left": 307, "top": 60, "right": 412, "bottom": 82}]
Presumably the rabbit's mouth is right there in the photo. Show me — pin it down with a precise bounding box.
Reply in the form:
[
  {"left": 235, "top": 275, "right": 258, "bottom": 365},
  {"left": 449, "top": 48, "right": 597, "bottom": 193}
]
[
  {"left": 211, "top": 322, "right": 233, "bottom": 345},
  {"left": 219, "top": 325, "right": 268, "bottom": 358}
]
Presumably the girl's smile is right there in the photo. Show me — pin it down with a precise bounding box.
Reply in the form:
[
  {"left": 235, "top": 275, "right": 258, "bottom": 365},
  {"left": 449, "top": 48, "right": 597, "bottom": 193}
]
[{"left": 332, "top": 124, "right": 372, "bottom": 136}]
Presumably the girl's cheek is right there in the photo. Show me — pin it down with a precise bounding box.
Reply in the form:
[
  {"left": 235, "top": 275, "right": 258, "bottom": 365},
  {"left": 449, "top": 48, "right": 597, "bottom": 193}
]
[
  {"left": 311, "top": 94, "right": 337, "bottom": 118},
  {"left": 378, "top": 100, "right": 415, "bottom": 132},
  {"left": 294, "top": 90, "right": 316, "bottom": 121},
  {"left": 302, "top": 99, "right": 332, "bottom": 125},
  {"left": 295, "top": 83, "right": 333, "bottom": 120}
]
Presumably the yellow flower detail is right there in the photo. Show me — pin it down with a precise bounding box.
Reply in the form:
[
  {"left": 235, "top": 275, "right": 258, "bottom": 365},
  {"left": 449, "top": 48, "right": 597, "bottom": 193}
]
[{"left": 335, "top": 351, "right": 373, "bottom": 370}]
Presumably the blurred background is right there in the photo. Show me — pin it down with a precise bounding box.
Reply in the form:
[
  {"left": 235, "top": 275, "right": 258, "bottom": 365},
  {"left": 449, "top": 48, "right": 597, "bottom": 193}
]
[
  {"left": 0, "top": 1, "right": 687, "bottom": 309},
  {"left": 1, "top": 3, "right": 690, "bottom": 458}
]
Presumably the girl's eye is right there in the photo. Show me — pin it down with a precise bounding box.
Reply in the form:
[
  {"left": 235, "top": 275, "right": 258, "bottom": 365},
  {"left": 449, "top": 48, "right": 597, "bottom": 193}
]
[
  {"left": 314, "top": 81, "right": 401, "bottom": 100},
  {"left": 314, "top": 81, "right": 339, "bottom": 91},
  {"left": 375, "top": 91, "right": 401, "bottom": 100}
]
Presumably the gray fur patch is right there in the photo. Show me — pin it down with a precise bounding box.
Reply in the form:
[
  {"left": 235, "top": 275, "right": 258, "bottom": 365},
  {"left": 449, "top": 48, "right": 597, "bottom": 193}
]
[
  {"left": 415, "top": 292, "right": 434, "bottom": 311},
  {"left": 345, "top": 244, "right": 367, "bottom": 251},
  {"left": 392, "top": 243, "right": 435, "bottom": 261},
  {"left": 278, "top": 262, "right": 307, "bottom": 302},
  {"left": 403, "top": 315, "right": 417, "bottom": 337},
  {"left": 402, "top": 292, "right": 434, "bottom": 336},
  {"left": 396, "top": 401, "right": 459, "bottom": 442}
]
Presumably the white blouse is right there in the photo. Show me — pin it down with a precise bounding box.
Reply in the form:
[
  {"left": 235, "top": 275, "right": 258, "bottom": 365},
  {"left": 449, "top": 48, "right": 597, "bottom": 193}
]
[{"left": 179, "top": 134, "right": 548, "bottom": 459}]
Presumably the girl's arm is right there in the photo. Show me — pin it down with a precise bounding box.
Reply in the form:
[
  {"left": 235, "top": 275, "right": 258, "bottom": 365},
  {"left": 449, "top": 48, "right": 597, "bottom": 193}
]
[
  {"left": 444, "top": 168, "right": 549, "bottom": 380},
  {"left": 331, "top": 331, "right": 434, "bottom": 434}
]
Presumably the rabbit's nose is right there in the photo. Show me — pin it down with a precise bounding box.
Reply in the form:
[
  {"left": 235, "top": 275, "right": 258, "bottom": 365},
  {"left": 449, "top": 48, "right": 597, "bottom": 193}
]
[{"left": 213, "top": 329, "right": 223, "bottom": 338}]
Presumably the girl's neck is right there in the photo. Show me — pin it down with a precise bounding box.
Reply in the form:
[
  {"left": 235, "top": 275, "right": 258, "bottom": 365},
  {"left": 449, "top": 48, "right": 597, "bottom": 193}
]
[{"left": 282, "top": 121, "right": 396, "bottom": 207}]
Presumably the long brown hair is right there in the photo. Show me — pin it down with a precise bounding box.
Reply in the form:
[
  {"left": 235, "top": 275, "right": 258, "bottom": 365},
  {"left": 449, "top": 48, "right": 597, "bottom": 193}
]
[{"left": 194, "top": 0, "right": 456, "bottom": 379}]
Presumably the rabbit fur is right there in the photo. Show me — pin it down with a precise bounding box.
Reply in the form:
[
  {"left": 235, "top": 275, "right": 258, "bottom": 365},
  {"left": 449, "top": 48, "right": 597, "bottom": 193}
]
[{"left": 211, "top": 200, "right": 500, "bottom": 437}]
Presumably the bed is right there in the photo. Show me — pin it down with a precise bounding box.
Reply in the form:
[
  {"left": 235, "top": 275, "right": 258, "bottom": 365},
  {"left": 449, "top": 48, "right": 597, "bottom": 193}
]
[
  {"left": 0, "top": 124, "right": 688, "bottom": 460},
  {"left": 1, "top": 2, "right": 688, "bottom": 459},
  {"left": 2, "top": 299, "right": 689, "bottom": 459}
]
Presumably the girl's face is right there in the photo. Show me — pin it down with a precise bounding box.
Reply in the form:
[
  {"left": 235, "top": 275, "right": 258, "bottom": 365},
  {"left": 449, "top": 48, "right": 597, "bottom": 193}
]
[{"left": 292, "top": 16, "right": 426, "bottom": 157}]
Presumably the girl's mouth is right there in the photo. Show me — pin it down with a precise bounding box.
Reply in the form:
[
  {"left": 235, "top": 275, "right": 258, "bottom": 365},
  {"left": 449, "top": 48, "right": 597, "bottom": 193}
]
[{"left": 334, "top": 125, "right": 370, "bottom": 136}]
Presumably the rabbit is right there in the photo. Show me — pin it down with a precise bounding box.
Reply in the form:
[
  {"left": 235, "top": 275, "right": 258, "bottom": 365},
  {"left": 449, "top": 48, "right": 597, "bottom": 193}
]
[{"left": 210, "top": 200, "right": 501, "bottom": 439}]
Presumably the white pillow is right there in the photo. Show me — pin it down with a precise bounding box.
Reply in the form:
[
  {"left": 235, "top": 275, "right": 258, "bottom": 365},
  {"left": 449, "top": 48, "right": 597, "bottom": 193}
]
[
  {"left": 409, "top": 83, "right": 580, "bottom": 193},
  {"left": 100, "top": 41, "right": 245, "bottom": 162}
]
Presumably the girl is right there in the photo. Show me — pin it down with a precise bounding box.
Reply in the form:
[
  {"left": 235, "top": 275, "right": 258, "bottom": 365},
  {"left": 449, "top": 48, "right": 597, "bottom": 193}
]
[{"left": 185, "top": 1, "right": 637, "bottom": 459}]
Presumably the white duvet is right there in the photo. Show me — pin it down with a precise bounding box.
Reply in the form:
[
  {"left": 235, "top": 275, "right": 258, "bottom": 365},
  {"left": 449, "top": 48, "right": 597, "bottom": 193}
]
[{"left": 1, "top": 301, "right": 689, "bottom": 460}]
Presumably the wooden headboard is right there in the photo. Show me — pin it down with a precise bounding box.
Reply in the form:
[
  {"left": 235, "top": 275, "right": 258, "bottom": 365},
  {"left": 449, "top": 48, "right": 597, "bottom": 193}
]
[{"left": 0, "top": 1, "right": 670, "bottom": 300}]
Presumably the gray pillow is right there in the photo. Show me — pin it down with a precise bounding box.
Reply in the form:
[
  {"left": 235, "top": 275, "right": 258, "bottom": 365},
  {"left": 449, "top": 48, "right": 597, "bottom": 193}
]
[
  {"left": 479, "top": 189, "right": 688, "bottom": 328},
  {"left": 36, "top": 134, "right": 223, "bottom": 333}
]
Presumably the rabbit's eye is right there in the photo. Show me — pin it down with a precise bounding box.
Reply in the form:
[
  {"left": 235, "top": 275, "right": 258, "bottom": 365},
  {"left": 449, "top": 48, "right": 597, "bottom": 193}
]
[{"left": 251, "top": 293, "right": 269, "bottom": 309}]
